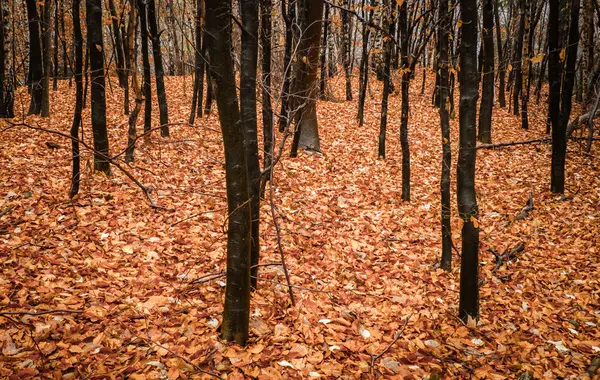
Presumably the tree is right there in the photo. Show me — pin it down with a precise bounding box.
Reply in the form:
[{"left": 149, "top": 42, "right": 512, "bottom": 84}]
[
  {"left": 341, "top": 0, "right": 352, "bottom": 101},
  {"left": 458, "top": 0, "right": 480, "bottom": 323},
  {"left": 70, "top": 0, "right": 84, "bottom": 198},
  {"left": 290, "top": 0, "right": 324, "bottom": 155},
  {"left": 0, "top": 0, "right": 14, "bottom": 118},
  {"left": 438, "top": 0, "right": 452, "bottom": 271},
  {"left": 126, "top": 0, "right": 143, "bottom": 163},
  {"left": 147, "top": 0, "right": 169, "bottom": 136},
  {"left": 26, "top": 0, "right": 43, "bottom": 115},
  {"left": 549, "top": 0, "right": 580, "bottom": 193},
  {"left": 205, "top": 0, "right": 251, "bottom": 346},
  {"left": 493, "top": 0, "right": 505, "bottom": 108},
  {"left": 478, "top": 0, "right": 494, "bottom": 143},
  {"left": 260, "top": 0, "right": 274, "bottom": 189},
  {"left": 138, "top": 0, "right": 152, "bottom": 136},
  {"left": 107, "top": 0, "right": 128, "bottom": 114},
  {"left": 357, "top": 0, "right": 375, "bottom": 127},
  {"left": 41, "top": 0, "right": 52, "bottom": 117},
  {"left": 240, "top": 0, "right": 261, "bottom": 290},
  {"left": 512, "top": 0, "right": 525, "bottom": 116},
  {"left": 520, "top": 0, "right": 530, "bottom": 129},
  {"left": 87, "top": 0, "right": 111, "bottom": 175},
  {"left": 378, "top": 0, "right": 394, "bottom": 158},
  {"left": 319, "top": 3, "right": 330, "bottom": 100},
  {"left": 278, "top": 0, "right": 295, "bottom": 133},
  {"left": 189, "top": 0, "right": 205, "bottom": 125}
]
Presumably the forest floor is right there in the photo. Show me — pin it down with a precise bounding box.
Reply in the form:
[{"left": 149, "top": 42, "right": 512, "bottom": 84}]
[{"left": 1, "top": 71, "right": 599, "bottom": 379}]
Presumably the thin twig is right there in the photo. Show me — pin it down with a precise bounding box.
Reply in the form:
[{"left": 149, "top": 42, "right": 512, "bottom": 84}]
[{"left": 370, "top": 313, "right": 415, "bottom": 374}]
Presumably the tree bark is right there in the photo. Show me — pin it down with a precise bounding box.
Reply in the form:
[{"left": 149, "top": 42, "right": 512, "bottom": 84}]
[
  {"left": 0, "top": 0, "right": 14, "bottom": 118},
  {"left": 399, "top": 0, "right": 410, "bottom": 201},
  {"left": 126, "top": 0, "right": 142, "bottom": 164},
  {"left": 342, "top": 0, "right": 352, "bottom": 100},
  {"left": 439, "top": 0, "right": 452, "bottom": 271},
  {"left": 260, "top": 0, "right": 273, "bottom": 190},
  {"left": 87, "top": 0, "right": 111, "bottom": 175},
  {"left": 70, "top": 0, "right": 83, "bottom": 198},
  {"left": 378, "top": 0, "right": 394, "bottom": 159},
  {"left": 189, "top": 0, "right": 204, "bottom": 125},
  {"left": 494, "top": 0, "right": 505, "bottom": 108},
  {"left": 147, "top": 0, "right": 169, "bottom": 136},
  {"left": 278, "top": 0, "right": 295, "bottom": 133},
  {"left": 551, "top": 0, "right": 580, "bottom": 193},
  {"left": 520, "top": 0, "right": 530, "bottom": 129},
  {"left": 26, "top": 0, "right": 43, "bottom": 115},
  {"left": 290, "top": 0, "right": 323, "bottom": 155},
  {"left": 319, "top": 3, "right": 329, "bottom": 99},
  {"left": 512, "top": 0, "right": 525, "bottom": 117},
  {"left": 41, "top": 0, "right": 51, "bottom": 117},
  {"left": 138, "top": 0, "right": 152, "bottom": 136},
  {"left": 458, "top": 0, "right": 480, "bottom": 323},
  {"left": 205, "top": 0, "right": 251, "bottom": 346},
  {"left": 357, "top": 0, "right": 375, "bottom": 127},
  {"left": 478, "top": 0, "right": 494, "bottom": 143},
  {"left": 240, "top": 0, "right": 261, "bottom": 290}
]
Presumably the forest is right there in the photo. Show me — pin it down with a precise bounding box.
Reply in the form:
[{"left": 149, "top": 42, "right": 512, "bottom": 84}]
[{"left": 0, "top": 0, "right": 599, "bottom": 377}]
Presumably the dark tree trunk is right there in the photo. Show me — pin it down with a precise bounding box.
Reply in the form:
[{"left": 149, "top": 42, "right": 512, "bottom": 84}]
[
  {"left": 26, "top": 0, "right": 43, "bottom": 115},
  {"left": 108, "top": 0, "right": 126, "bottom": 89},
  {"left": 357, "top": 0, "right": 374, "bottom": 126},
  {"left": 439, "top": 0, "right": 452, "bottom": 271},
  {"left": 70, "top": 0, "right": 83, "bottom": 198},
  {"left": 494, "top": 0, "right": 505, "bottom": 107},
  {"left": 126, "top": 0, "right": 141, "bottom": 164},
  {"left": 205, "top": 0, "right": 251, "bottom": 346},
  {"left": 478, "top": 0, "right": 494, "bottom": 143},
  {"left": 260, "top": 0, "right": 273, "bottom": 190},
  {"left": 53, "top": 1, "right": 59, "bottom": 91},
  {"left": 147, "top": 0, "right": 169, "bottom": 136},
  {"left": 550, "top": 0, "right": 580, "bottom": 193},
  {"left": 138, "top": 0, "right": 152, "bottom": 135},
  {"left": 0, "top": 0, "right": 14, "bottom": 118},
  {"left": 399, "top": 0, "right": 410, "bottom": 201},
  {"left": 240, "top": 0, "right": 260, "bottom": 291},
  {"left": 290, "top": 0, "right": 323, "bottom": 155},
  {"left": 520, "top": 0, "right": 530, "bottom": 129},
  {"left": 87, "top": 0, "right": 111, "bottom": 175},
  {"left": 342, "top": 0, "right": 352, "bottom": 100},
  {"left": 278, "top": 0, "right": 295, "bottom": 133},
  {"left": 319, "top": 3, "right": 329, "bottom": 100},
  {"left": 378, "top": 0, "right": 394, "bottom": 159},
  {"left": 41, "top": 0, "right": 51, "bottom": 117},
  {"left": 458, "top": 0, "right": 480, "bottom": 323},
  {"left": 61, "top": 2, "right": 68, "bottom": 78},
  {"left": 189, "top": 0, "right": 204, "bottom": 125},
  {"left": 513, "top": 0, "right": 525, "bottom": 116},
  {"left": 203, "top": 53, "right": 213, "bottom": 115}
]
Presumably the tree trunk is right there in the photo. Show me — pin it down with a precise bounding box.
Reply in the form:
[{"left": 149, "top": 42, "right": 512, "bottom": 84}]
[
  {"left": 138, "top": 0, "right": 152, "bottom": 136},
  {"left": 478, "top": 0, "right": 494, "bottom": 143},
  {"left": 439, "top": 0, "right": 452, "bottom": 271},
  {"left": 87, "top": 0, "right": 111, "bottom": 175},
  {"left": 204, "top": 53, "right": 213, "bottom": 115},
  {"left": 53, "top": 1, "right": 59, "bottom": 91},
  {"left": 260, "top": 0, "right": 273, "bottom": 190},
  {"left": 189, "top": 0, "right": 204, "bottom": 125},
  {"left": 240, "top": 0, "right": 260, "bottom": 291},
  {"left": 494, "top": 0, "right": 505, "bottom": 108},
  {"left": 108, "top": 0, "right": 126, "bottom": 89},
  {"left": 357, "top": 0, "right": 374, "bottom": 127},
  {"left": 520, "top": 0, "right": 530, "bottom": 129},
  {"left": 342, "top": 0, "right": 352, "bottom": 100},
  {"left": 70, "top": 0, "right": 83, "bottom": 198},
  {"left": 290, "top": 0, "right": 323, "bottom": 155},
  {"left": 458, "top": 0, "right": 480, "bottom": 323},
  {"left": 551, "top": 0, "right": 580, "bottom": 193},
  {"left": 278, "top": 0, "right": 295, "bottom": 133},
  {"left": 126, "top": 0, "right": 142, "bottom": 164},
  {"left": 0, "top": 0, "right": 14, "bottom": 118},
  {"left": 378, "top": 0, "right": 394, "bottom": 159},
  {"left": 205, "top": 0, "right": 251, "bottom": 346},
  {"left": 399, "top": 0, "right": 410, "bottom": 201},
  {"left": 41, "top": 0, "right": 51, "bottom": 117},
  {"left": 147, "top": 0, "right": 169, "bottom": 136},
  {"left": 319, "top": 3, "right": 329, "bottom": 100},
  {"left": 512, "top": 0, "right": 525, "bottom": 116},
  {"left": 26, "top": 0, "right": 43, "bottom": 115}
]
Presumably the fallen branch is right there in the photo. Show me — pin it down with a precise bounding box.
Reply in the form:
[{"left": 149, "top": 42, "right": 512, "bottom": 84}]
[
  {"left": 477, "top": 137, "right": 550, "bottom": 149},
  {"left": 0, "top": 206, "right": 14, "bottom": 219},
  {"left": 489, "top": 241, "right": 525, "bottom": 270},
  {"left": 0, "top": 309, "right": 83, "bottom": 317},
  {"left": 588, "top": 355, "right": 600, "bottom": 376},
  {"left": 514, "top": 191, "right": 534, "bottom": 221},
  {"left": 370, "top": 313, "right": 414, "bottom": 374}
]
